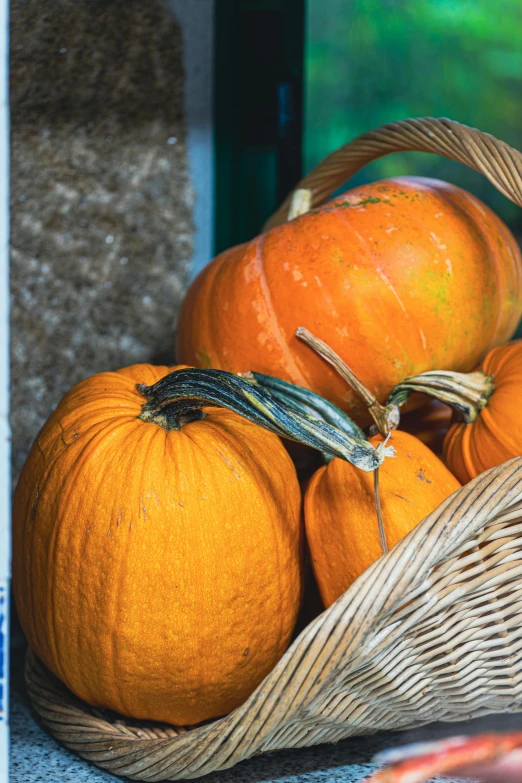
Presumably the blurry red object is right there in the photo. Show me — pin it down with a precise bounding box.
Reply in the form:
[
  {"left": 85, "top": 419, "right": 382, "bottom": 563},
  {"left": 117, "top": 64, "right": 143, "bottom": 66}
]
[{"left": 364, "top": 732, "right": 522, "bottom": 782}]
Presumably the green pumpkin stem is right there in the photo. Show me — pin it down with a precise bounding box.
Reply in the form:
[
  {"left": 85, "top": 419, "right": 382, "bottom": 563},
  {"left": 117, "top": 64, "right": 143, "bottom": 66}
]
[
  {"left": 296, "top": 327, "right": 400, "bottom": 436},
  {"left": 242, "top": 371, "right": 366, "bottom": 440},
  {"left": 138, "top": 368, "right": 394, "bottom": 472},
  {"left": 387, "top": 370, "right": 494, "bottom": 424}
]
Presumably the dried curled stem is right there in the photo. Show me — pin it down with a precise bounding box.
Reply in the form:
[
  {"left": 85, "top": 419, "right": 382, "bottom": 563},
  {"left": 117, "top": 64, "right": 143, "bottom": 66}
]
[
  {"left": 388, "top": 370, "right": 494, "bottom": 423},
  {"left": 295, "top": 327, "right": 396, "bottom": 552},
  {"left": 295, "top": 327, "right": 400, "bottom": 436}
]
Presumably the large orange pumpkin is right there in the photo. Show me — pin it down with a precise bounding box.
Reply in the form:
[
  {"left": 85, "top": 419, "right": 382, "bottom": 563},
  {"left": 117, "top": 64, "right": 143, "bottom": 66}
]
[
  {"left": 177, "top": 176, "right": 522, "bottom": 422},
  {"left": 305, "top": 430, "right": 461, "bottom": 607},
  {"left": 12, "top": 364, "right": 304, "bottom": 726},
  {"left": 389, "top": 340, "right": 522, "bottom": 484}
]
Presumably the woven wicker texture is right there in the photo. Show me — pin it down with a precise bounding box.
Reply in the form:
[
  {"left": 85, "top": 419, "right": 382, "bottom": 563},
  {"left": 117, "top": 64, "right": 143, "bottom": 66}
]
[
  {"left": 25, "top": 118, "right": 522, "bottom": 779},
  {"left": 264, "top": 117, "right": 522, "bottom": 229},
  {"left": 26, "top": 459, "right": 522, "bottom": 780}
]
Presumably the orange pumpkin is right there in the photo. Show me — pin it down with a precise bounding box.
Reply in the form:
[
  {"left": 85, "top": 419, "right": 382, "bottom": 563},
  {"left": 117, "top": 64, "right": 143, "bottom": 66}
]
[
  {"left": 445, "top": 342, "right": 522, "bottom": 483},
  {"left": 177, "top": 177, "right": 522, "bottom": 422},
  {"left": 305, "top": 430, "right": 461, "bottom": 607},
  {"left": 389, "top": 341, "right": 522, "bottom": 484},
  {"left": 12, "top": 364, "right": 304, "bottom": 726},
  {"left": 247, "top": 366, "right": 461, "bottom": 608}
]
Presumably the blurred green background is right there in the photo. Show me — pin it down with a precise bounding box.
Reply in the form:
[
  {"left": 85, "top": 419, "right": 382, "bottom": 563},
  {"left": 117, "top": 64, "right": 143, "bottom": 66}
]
[
  {"left": 305, "top": 0, "right": 522, "bottom": 237},
  {"left": 214, "top": 0, "right": 522, "bottom": 251}
]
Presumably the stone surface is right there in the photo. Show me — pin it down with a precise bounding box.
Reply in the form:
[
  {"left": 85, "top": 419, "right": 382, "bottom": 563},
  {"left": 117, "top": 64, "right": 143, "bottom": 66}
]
[
  {"left": 10, "top": 0, "right": 193, "bottom": 483},
  {"left": 12, "top": 641, "right": 522, "bottom": 783}
]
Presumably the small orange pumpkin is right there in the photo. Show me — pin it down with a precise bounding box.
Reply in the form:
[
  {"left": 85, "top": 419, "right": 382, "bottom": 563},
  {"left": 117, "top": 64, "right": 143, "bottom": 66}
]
[
  {"left": 249, "top": 340, "right": 461, "bottom": 608},
  {"left": 305, "top": 430, "right": 461, "bottom": 607},
  {"left": 389, "top": 340, "right": 522, "bottom": 484},
  {"left": 177, "top": 177, "right": 522, "bottom": 422},
  {"left": 12, "top": 364, "right": 304, "bottom": 726}
]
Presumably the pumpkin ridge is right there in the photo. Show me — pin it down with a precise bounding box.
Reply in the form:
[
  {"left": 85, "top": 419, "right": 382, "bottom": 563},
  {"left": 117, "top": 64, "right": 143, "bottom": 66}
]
[
  {"left": 474, "top": 402, "right": 521, "bottom": 459},
  {"left": 435, "top": 183, "right": 514, "bottom": 360},
  {"left": 293, "top": 208, "right": 376, "bottom": 406},
  {"left": 41, "top": 419, "right": 131, "bottom": 684},
  {"left": 101, "top": 424, "right": 170, "bottom": 715},
  {"left": 443, "top": 187, "right": 508, "bottom": 349},
  {"left": 23, "top": 481, "right": 45, "bottom": 675},
  {"left": 62, "top": 419, "right": 147, "bottom": 705},
  {"left": 101, "top": 464, "right": 131, "bottom": 715},
  {"left": 334, "top": 197, "right": 426, "bottom": 375},
  {"left": 110, "top": 423, "right": 164, "bottom": 715},
  {"left": 17, "top": 464, "right": 46, "bottom": 671},
  {"left": 380, "top": 183, "right": 451, "bottom": 363},
  {"left": 17, "top": 445, "right": 46, "bottom": 654},
  {"left": 164, "top": 412, "right": 300, "bottom": 662},
  {"left": 254, "top": 232, "right": 310, "bottom": 389},
  {"left": 320, "top": 208, "right": 399, "bottom": 400},
  {"left": 382, "top": 180, "right": 463, "bottom": 368},
  {"left": 247, "top": 438, "right": 293, "bottom": 661},
  {"left": 43, "top": 441, "right": 86, "bottom": 686},
  {"left": 116, "top": 363, "right": 173, "bottom": 386},
  {"left": 374, "top": 263, "right": 428, "bottom": 366},
  {"left": 483, "top": 341, "right": 522, "bottom": 376},
  {"left": 479, "top": 195, "right": 522, "bottom": 343},
  {"left": 80, "top": 419, "right": 157, "bottom": 691},
  {"left": 445, "top": 423, "right": 474, "bottom": 485}
]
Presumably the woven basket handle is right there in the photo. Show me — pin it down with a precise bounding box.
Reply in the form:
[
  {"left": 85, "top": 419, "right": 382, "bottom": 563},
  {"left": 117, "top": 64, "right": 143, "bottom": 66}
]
[{"left": 264, "top": 117, "right": 522, "bottom": 230}]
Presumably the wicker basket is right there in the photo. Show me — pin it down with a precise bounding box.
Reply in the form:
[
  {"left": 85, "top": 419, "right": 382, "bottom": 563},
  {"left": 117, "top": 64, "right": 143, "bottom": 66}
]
[{"left": 25, "top": 118, "right": 522, "bottom": 780}]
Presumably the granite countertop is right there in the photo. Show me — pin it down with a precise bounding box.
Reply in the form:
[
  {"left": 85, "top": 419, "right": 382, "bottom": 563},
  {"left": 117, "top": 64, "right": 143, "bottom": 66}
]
[{"left": 10, "top": 648, "right": 522, "bottom": 783}]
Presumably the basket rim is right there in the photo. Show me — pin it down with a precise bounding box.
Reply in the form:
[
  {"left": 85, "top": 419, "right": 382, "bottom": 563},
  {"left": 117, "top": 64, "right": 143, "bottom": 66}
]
[{"left": 264, "top": 117, "right": 522, "bottom": 230}]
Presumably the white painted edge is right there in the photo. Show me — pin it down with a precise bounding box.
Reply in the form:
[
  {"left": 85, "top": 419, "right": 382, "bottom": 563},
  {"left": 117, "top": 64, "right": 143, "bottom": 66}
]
[
  {"left": 0, "top": 0, "right": 9, "bottom": 775},
  {"left": 167, "top": 0, "right": 215, "bottom": 281}
]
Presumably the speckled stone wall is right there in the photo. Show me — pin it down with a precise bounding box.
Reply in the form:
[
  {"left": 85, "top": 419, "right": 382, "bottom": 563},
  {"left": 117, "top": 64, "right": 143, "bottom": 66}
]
[{"left": 10, "top": 0, "right": 194, "bottom": 482}]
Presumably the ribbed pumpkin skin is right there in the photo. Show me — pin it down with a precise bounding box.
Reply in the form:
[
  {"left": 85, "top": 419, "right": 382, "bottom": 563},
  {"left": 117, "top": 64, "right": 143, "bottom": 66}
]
[
  {"left": 444, "top": 341, "right": 522, "bottom": 483},
  {"left": 177, "top": 177, "right": 522, "bottom": 422},
  {"left": 12, "top": 364, "right": 303, "bottom": 726},
  {"left": 305, "top": 430, "right": 461, "bottom": 607}
]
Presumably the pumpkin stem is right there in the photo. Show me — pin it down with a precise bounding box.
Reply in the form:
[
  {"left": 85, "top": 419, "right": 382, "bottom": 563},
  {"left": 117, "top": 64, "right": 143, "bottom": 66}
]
[
  {"left": 241, "top": 371, "right": 366, "bottom": 440},
  {"left": 137, "top": 368, "right": 394, "bottom": 472},
  {"left": 287, "top": 188, "right": 312, "bottom": 220},
  {"left": 242, "top": 371, "right": 366, "bottom": 465},
  {"left": 296, "top": 327, "right": 400, "bottom": 436},
  {"left": 387, "top": 370, "right": 494, "bottom": 424},
  {"left": 374, "top": 467, "right": 388, "bottom": 554}
]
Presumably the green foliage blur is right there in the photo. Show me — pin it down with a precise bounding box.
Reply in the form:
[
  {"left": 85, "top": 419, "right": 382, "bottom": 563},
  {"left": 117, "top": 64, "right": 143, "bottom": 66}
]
[{"left": 305, "top": 0, "right": 522, "bottom": 235}]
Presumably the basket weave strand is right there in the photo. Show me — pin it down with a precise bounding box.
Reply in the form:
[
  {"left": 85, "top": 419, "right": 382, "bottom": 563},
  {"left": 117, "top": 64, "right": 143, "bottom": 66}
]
[
  {"left": 264, "top": 117, "right": 522, "bottom": 229},
  {"left": 26, "top": 458, "right": 522, "bottom": 780}
]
